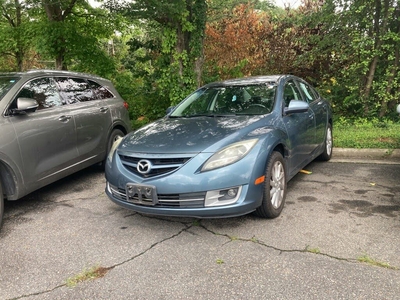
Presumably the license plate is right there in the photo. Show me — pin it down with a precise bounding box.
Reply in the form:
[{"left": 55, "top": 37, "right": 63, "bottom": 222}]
[{"left": 125, "top": 183, "right": 158, "bottom": 206}]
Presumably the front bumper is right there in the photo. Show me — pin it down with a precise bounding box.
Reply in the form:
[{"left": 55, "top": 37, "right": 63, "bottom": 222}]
[
  {"left": 105, "top": 181, "right": 262, "bottom": 218},
  {"left": 105, "top": 140, "right": 269, "bottom": 218}
]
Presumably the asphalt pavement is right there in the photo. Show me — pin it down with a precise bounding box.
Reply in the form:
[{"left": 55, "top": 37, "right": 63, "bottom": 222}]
[{"left": 0, "top": 148, "right": 399, "bottom": 300}]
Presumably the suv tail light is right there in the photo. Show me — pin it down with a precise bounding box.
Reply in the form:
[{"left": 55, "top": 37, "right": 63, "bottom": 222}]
[{"left": 123, "top": 101, "right": 129, "bottom": 110}]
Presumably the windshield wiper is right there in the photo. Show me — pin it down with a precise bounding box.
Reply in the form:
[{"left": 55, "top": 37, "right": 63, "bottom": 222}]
[{"left": 181, "top": 114, "right": 237, "bottom": 118}]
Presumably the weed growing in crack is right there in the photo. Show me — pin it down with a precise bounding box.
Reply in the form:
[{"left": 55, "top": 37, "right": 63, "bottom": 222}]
[
  {"left": 305, "top": 246, "right": 321, "bottom": 254},
  {"left": 192, "top": 220, "right": 201, "bottom": 226},
  {"left": 357, "top": 254, "right": 397, "bottom": 269},
  {"left": 250, "top": 236, "right": 258, "bottom": 243},
  {"left": 66, "top": 265, "right": 109, "bottom": 287}
]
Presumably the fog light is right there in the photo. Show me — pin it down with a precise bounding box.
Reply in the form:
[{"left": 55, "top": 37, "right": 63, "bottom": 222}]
[
  {"left": 227, "top": 189, "right": 237, "bottom": 198},
  {"left": 205, "top": 186, "right": 242, "bottom": 207}
]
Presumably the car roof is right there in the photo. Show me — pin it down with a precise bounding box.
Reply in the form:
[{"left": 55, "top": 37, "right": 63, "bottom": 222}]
[
  {"left": 0, "top": 69, "right": 110, "bottom": 82},
  {"left": 203, "top": 75, "right": 291, "bottom": 88}
]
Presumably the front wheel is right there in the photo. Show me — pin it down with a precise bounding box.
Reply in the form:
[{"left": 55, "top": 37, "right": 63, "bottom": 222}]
[{"left": 254, "top": 151, "right": 287, "bottom": 218}]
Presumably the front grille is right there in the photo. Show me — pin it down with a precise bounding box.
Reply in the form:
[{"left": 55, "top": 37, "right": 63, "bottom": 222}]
[
  {"left": 119, "top": 155, "right": 192, "bottom": 178},
  {"left": 157, "top": 192, "right": 205, "bottom": 208},
  {"left": 109, "top": 183, "right": 205, "bottom": 208},
  {"left": 108, "top": 184, "right": 126, "bottom": 202}
]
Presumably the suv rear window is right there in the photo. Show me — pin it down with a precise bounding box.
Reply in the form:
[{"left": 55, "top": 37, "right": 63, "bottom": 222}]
[{"left": 89, "top": 80, "right": 115, "bottom": 100}]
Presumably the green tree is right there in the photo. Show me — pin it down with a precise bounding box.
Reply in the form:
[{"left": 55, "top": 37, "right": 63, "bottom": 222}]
[
  {"left": 36, "top": 0, "right": 119, "bottom": 75},
  {"left": 105, "top": 0, "right": 208, "bottom": 127},
  {"left": 119, "top": 0, "right": 207, "bottom": 104},
  {"left": 0, "top": 0, "right": 35, "bottom": 71},
  {"left": 317, "top": 0, "right": 400, "bottom": 118}
]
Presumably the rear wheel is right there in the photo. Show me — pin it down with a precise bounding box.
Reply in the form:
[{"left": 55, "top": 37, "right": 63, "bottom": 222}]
[
  {"left": 0, "top": 181, "right": 4, "bottom": 229},
  {"left": 318, "top": 123, "right": 332, "bottom": 161},
  {"left": 254, "top": 151, "right": 287, "bottom": 218}
]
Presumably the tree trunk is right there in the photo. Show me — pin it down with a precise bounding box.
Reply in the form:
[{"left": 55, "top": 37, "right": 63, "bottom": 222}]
[
  {"left": 363, "top": 0, "right": 390, "bottom": 99},
  {"left": 41, "top": 0, "right": 77, "bottom": 70},
  {"left": 194, "top": 43, "right": 204, "bottom": 87},
  {"left": 379, "top": 3, "right": 400, "bottom": 117},
  {"left": 176, "top": 23, "right": 185, "bottom": 80},
  {"left": 15, "top": 0, "right": 24, "bottom": 71},
  {"left": 15, "top": 50, "right": 23, "bottom": 71}
]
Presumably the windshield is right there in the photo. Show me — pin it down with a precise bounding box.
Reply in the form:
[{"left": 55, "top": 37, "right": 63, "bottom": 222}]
[
  {"left": 0, "top": 76, "right": 19, "bottom": 101},
  {"left": 170, "top": 83, "right": 276, "bottom": 117}
]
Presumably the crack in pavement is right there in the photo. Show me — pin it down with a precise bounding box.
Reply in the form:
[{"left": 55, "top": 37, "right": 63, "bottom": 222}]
[
  {"left": 4, "top": 191, "right": 105, "bottom": 222},
  {"left": 7, "top": 214, "right": 399, "bottom": 300},
  {"left": 198, "top": 222, "right": 400, "bottom": 270},
  {"left": 7, "top": 217, "right": 193, "bottom": 300}
]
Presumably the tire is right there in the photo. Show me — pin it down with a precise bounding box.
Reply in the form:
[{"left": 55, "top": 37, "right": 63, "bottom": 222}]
[
  {"left": 107, "top": 129, "right": 125, "bottom": 155},
  {"left": 0, "top": 181, "right": 4, "bottom": 229},
  {"left": 318, "top": 123, "right": 333, "bottom": 161},
  {"left": 254, "top": 151, "right": 287, "bottom": 218},
  {"left": 99, "top": 129, "right": 125, "bottom": 169}
]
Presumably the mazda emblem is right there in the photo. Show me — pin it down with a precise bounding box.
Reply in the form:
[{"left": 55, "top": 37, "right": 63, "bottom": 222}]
[{"left": 137, "top": 159, "right": 152, "bottom": 174}]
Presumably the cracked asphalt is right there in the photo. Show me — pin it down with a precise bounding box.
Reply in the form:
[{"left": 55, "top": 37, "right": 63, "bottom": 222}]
[{"left": 0, "top": 157, "right": 399, "bottom": 299}]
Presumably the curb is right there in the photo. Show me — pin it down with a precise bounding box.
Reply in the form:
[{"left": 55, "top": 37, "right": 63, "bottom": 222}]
[{"left": 332, "top": 148, "right": 400, "bottom": 164}]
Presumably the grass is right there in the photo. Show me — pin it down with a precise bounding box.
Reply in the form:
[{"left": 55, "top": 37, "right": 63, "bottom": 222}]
[{"left": 333, "top": 119, "right": 400, "bottom": 149}]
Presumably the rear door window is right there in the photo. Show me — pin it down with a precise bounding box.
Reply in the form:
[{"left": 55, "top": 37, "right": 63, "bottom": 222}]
[{"left": 55, "top": 77, "right": 96, "bottom": 104}]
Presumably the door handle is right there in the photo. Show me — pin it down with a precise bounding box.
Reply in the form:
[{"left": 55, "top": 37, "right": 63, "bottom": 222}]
[
  {"left": 99, "top": 107, "right": 109, "bottom": 113},
  {"left": 58, "top": 115, "right": 72, "bottom": 122}
]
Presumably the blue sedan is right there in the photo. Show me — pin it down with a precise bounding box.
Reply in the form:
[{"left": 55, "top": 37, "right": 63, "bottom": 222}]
[{"left": 105, "top": 75, "right": 333, "bottom": 218}]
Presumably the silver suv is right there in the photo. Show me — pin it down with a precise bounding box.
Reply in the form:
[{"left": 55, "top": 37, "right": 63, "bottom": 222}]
[{"left": 0, "top": 70, "right": 131, "bottom": 227}]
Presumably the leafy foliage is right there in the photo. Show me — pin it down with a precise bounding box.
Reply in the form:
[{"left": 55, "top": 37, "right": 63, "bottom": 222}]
[
  {"left": 115, "top": 0, "right": 207, "bottom": 125},
  {"left": 0, "top": 0, "right": 38, "bottom": 70},
  {"left": 0, "top": 0, "right": 399, "bottom": 127},
  {"left": 315, "top": 0, "right": 400, "bottom": 119}
]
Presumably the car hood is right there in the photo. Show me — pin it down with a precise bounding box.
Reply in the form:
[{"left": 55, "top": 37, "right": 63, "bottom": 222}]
[{"left": 120, "top": 115, "right": 266, "bottom": 154}]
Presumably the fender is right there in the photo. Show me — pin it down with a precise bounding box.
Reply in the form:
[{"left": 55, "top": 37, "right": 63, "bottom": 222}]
[{"left": 0, "top": 155, "right": 24, "bottom": 200}]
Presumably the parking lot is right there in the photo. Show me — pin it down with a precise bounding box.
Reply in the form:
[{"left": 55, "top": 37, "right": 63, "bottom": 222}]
[{"left": 1, "top": 158, "right": 399, "bottom": 299}]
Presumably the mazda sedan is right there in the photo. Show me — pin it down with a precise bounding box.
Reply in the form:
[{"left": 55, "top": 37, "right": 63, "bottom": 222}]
[
  {"left": 105, "top": 75, "right": 332, "bottom": 219},
  {"left": 0, "top": 70, "right": 131, "bottom": 227}
]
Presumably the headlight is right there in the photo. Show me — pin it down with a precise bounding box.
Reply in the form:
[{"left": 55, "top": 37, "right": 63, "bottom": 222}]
[
  {"left": 201, "top": 139, "right": 258, "bottom": 171},
  {"left": 107, "top": 137, "right": 123, "bottom": 163}
]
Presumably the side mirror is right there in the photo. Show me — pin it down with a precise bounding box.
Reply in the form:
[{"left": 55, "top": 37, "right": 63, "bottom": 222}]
[
  {"left": 284, "top": 100, "right": 309, "bottom": 115},
  {"left": 11, "top": 98, "right": 39, "bottom": 115}
]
